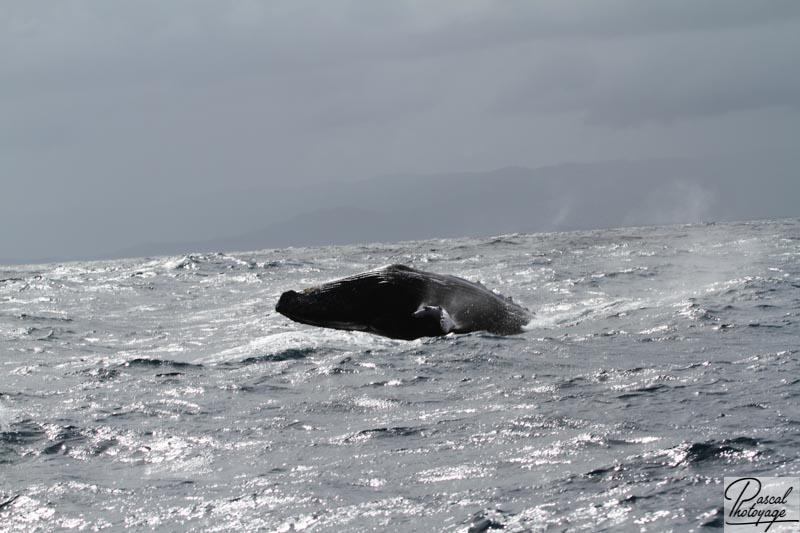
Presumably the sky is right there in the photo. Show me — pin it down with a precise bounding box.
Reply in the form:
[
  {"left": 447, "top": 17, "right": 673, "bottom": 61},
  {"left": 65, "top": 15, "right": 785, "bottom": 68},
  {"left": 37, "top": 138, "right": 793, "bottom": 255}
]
[{"left": 2, "top": 0, "right": 799, "bottom": 262}]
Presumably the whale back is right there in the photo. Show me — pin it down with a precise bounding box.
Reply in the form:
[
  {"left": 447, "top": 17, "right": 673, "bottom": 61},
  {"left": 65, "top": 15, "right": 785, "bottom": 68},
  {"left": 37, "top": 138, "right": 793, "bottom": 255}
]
[
  {"left": 377, "top": 265, "right": 531, "bottom": 335},
  {"left": 275, "top": 264, "right": 531, "bottom": 339}
]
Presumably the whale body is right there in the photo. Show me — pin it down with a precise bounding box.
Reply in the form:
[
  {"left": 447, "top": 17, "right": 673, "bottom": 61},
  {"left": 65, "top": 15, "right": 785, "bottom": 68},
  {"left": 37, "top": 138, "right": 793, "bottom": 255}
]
[{"left": 275, "top": 264, "right": 531, "bottom": 340}]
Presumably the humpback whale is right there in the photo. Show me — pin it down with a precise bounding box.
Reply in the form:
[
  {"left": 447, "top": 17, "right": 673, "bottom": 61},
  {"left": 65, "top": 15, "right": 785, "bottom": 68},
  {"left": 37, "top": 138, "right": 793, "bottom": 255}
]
[{"left": 275, "top": 264, "right": 531, "bottom": 340}]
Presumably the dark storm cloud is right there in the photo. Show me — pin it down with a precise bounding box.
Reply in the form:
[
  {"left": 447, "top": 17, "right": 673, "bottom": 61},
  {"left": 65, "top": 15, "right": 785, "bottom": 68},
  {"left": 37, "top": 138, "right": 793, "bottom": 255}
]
[{"left": 1, "top": 0, "right": 799, "bottom": 262}]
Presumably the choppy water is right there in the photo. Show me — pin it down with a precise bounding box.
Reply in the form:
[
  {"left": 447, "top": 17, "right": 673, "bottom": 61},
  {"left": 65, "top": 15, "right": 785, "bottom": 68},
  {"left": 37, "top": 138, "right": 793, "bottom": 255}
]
[{"left": 1, "top": 219, "right": 799, "bottom": 532}]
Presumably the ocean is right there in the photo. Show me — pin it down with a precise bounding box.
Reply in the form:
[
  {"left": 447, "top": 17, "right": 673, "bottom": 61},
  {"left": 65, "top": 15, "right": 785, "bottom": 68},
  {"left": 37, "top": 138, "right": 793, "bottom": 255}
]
[{"left": 1, "top": 218, "right": 799, "bottom": 531}]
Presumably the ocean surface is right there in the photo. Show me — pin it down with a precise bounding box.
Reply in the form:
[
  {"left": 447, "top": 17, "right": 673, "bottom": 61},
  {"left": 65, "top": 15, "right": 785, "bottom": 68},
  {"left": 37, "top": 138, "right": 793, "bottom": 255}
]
[{"left": 1, "top": 219, "right": 799, "bottom": 532}]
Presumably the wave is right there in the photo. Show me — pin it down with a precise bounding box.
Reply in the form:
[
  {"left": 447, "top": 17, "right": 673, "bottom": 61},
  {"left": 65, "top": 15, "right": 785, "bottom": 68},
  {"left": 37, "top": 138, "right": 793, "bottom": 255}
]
[
  {"left": 0, "top": 419, "right": 46, "bottom": 448},
  {"left": 163, "top": 252, "right": 261, "bottom": 273},
  {"left": 338, "top": 425, "right": 427, "bottom": 444},
  {"left": 235, "top": 347, "right": 316, "bottom": 365},
  {"left": 617, "top": 383, "right": 671, "bottom": 399},
  {"left": 668, "top": 437, "right": 762, "bottom": 466},
  {"left": 41, "top": 425, "right": 84, "bottom": 456},
  {"left": 17, "top": 313, "right": 73, "bottom": 323},
  {"left": 117, "top": 358, "right": 204, "bottom": 370}
]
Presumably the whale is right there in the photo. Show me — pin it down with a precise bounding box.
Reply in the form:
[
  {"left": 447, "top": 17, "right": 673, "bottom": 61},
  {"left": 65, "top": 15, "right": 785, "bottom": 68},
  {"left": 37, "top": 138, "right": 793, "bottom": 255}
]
[{"left": 275, "top": 264, "right": 532, "bottom": 340}]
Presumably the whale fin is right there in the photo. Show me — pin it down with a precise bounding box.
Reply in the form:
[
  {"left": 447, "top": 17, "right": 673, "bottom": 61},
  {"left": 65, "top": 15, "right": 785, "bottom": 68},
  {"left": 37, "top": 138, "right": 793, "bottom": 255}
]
[{"left": 412, "top": 306, "right": 456, "bottom": 335}]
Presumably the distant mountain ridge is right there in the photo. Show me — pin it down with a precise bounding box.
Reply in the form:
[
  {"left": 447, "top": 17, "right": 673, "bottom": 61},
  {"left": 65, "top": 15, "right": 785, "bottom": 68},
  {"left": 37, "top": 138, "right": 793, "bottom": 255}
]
[
  {"left": 4, "top": 157, "right": 794, "bottom": 264},
  {"left": 102, "top": 157, "right": 798, "bottom": 261}
]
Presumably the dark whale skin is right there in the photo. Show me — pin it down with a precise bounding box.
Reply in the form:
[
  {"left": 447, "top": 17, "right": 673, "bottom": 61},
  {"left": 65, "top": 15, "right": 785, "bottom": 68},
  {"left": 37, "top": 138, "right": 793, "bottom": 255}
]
[{"left": 275, "top": 264, "right": 532, "bottom": 340}]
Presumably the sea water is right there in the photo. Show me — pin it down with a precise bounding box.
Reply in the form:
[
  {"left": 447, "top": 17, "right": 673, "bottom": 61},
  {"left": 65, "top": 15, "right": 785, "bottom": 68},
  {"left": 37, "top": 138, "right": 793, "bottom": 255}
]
[{"left": 1, "top": 219, "right": 799, "bottom": 531}]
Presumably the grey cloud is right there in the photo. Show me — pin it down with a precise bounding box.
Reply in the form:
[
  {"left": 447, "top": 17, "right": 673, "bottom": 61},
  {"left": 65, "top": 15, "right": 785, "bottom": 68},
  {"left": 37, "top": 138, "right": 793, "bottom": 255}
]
[
  {"left": 492, "top": 20, "right": 800, "bottom": 126},
  {"left": 1, "top": 0, "right": 799, "bottom": 262},
  {"left": 7, "top": 1, "right": 799, "bottom": 92}
]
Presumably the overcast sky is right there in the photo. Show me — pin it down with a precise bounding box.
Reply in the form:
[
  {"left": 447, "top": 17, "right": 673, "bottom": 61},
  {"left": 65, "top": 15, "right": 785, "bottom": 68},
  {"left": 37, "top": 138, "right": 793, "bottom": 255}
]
[{"left": 2, "top": 0, "right": 799, "bottom": 262}]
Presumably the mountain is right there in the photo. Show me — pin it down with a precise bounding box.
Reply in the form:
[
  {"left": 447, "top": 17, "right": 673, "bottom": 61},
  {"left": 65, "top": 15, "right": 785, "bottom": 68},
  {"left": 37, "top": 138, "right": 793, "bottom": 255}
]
[{"left": 107, "top": 157, "right": 798, "bottom": 260}]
